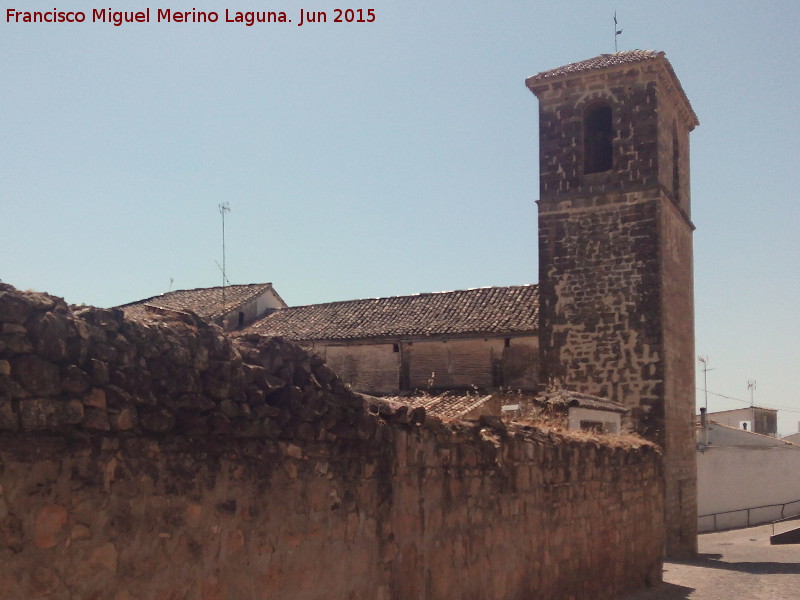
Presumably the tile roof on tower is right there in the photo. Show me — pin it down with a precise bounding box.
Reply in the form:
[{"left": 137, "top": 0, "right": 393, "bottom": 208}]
[
  {"left": 248, "top": 285, "right": 539, "bottom": 342},
  {"left": 526, "top": 50, "right": 698, "bottom": 129},
  {"left": 528, "top": 50, "right": 663, "bottom": 82}
]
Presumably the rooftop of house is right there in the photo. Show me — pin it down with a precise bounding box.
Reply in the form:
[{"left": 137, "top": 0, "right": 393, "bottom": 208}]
[
  {"left": 697, "top": 406, "right": 778, "bottom": 418},
  {"left": 698, "top": 421, "right": 798, "bottom": 448},
  {"left": 120, "top": 283, "right": 284, "bottom": 322},
  {"left": 247, "top": 284, "right": 539, "bottom": 342}
]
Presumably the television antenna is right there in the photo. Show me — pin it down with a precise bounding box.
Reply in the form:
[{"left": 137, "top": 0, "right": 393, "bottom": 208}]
[
  {"left": 747, "top": 380, "right": 757, "bottom": 407},
  {"left": 219, "top": 202, "right": 231, "bottom": 314},
  {"left": 214, "top": 261, "right": 231, "bottom": 286},
  {"left": 613, "top": 12, "right": 623, "bottom": 52},
  {"left": 698, "top": 356, "right": 716, "bottom": 411}
]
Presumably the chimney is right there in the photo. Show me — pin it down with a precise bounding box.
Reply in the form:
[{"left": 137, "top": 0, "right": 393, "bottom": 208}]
[{"left": 699, "top": 407, "right": 709, "bottom": 447}]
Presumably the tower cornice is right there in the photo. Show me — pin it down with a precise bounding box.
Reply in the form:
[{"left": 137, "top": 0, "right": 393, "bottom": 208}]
[{"left": 527, "top": 50, "right": 699, "bottom": 131}]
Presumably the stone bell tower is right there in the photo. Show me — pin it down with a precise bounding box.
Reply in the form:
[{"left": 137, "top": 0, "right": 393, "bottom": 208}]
[{"left": 526, "top": 51, "right": 699, "bottom": 558}]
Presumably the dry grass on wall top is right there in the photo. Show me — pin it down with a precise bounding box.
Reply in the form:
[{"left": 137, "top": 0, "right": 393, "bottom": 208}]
[{"left": 388, "top": 387, "right": 655, "bottom": 451}]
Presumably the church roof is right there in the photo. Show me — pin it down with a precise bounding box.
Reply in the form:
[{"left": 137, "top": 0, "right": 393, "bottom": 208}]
[
  {"left": 528, "top": 49, "right": 663, "bottom": 82},
  {"left": 247, "top": 284, "right": 539, "bottom": 342},
  {"left": 120, "top": 283, "right": 283, "bottom": 321}
]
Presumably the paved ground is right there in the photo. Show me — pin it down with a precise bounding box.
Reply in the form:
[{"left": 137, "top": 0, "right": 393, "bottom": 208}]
[{"left": 622, "top": 523, "right": 800, "bottom": 600}]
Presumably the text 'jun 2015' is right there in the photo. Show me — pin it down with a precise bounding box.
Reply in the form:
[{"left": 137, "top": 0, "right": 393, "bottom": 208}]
[{"left": 5, "top": 8, "right": 378, "bottom": 27}]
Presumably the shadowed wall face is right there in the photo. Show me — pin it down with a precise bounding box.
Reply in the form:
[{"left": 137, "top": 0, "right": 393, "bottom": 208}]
[{"left": 313, "top": 336, "right": 539, "bottom": 395}]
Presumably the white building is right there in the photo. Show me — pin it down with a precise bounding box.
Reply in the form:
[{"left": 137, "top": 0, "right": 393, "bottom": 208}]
[
  {"left": 697, "top": 415, "right": 800, "bottom": 532},
  {"left": 697, "top": 406, "right": 777, "bottom": 436}
]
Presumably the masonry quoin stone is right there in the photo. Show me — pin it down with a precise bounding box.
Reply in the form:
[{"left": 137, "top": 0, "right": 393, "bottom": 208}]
[{"left": 0, "top": 283, "right": 664, "bottom": 599}]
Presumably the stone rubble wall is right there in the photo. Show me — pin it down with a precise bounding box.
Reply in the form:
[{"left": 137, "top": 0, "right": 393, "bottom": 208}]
[{"left": 0, "top": 284, "right": 664, "bottom": 599}]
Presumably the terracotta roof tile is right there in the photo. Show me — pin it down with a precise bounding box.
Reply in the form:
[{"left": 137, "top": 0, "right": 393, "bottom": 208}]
[
  {"left": 381, "top": 393, "right": 494, "bottom": 421},
  {"left": 528, "top": 50, "right": 663, "bottom": 82},
  {"left": 249, "top": 285, "right": 539, "bottom": 342},
  {"left": 120, "top": 283, "right": 282, "bottom": 321}
]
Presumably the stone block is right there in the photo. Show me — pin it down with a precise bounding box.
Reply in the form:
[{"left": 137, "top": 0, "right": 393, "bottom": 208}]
[
  {"left": 266, "top": 385, "right": 303, "bottom": 411},
  {"left": 83, "top": 407, "right": 111, "bottom": 431},
  {"left": 75, "top": 306, "right": 123, "bottom": 332},
  {"left": 84, "top": 388, "right": 106, "bottom": 409},
  {"left": 108, "top": 406, "right": 137, "bottom": 431},
  {"left": 88, "top": 358, "right": 110, "bottom": 386},
  {"left": 0, "top": 332, "right": 34, "bottom": 356},
  {"left": 0, "top": 400, "right": 18, "bottom": 431},
  {"left": 19, "top": 398, "right": 84, "bottom": 430},
  {"left": 33, "top": 504, "right": 67, "bottom": 549},
  {"left": 139, "top": 407, "right": 175, "bottom": 433},
  {"left": 173, "top": 393, "right": 216, "bottom": 411},
  {"left": 0, "top": 513, "right": 23, "bottom": 553},
  {"left": 61, "top": 365, "right": 91, "bottom": 394},
  {"left": 175, "top": 410, "right": 210, "bottom": 435},
  {"left": 0, "top": 293, "right": 31, "bottom": 324},
  {"left": 27, "top": 311, "right": 76, "bottom": 361},
  {"left": 0, "top": 374, "right": 28, "bottom": 399}
]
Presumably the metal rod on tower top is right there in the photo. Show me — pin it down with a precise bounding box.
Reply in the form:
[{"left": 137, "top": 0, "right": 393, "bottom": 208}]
[
  {"left": 219, "top": 202, "right": 230, "bottom": 317},
  {"left": 614, "top": 12, "right": 622, "bottom": 53}
]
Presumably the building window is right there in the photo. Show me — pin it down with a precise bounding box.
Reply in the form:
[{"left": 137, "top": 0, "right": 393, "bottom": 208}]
[
  {"left": 583, "top": 104, "right": 613, "bottom": 174},
  {"left": 580, "top": 420, "right": 606, "bottom": 433}
]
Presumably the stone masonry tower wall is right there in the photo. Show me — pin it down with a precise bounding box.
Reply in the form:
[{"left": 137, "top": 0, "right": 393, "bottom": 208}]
[{"left": 526, "top": 51, "right": 699, "bottom": 558}]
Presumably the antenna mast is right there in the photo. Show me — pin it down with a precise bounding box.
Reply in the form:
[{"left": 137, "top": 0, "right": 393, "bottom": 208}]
[
  {"left": 614, "top": 12, "right": 623, "bottom": 52},
  {"left": 747, "top": 380, "right": 757, "bottom": 407},
  {"left": 219, "top": 202, "right": 231, "bottom": 317},
  {"left": 698, "top": 356, "right": 715, "bottom": 411}
]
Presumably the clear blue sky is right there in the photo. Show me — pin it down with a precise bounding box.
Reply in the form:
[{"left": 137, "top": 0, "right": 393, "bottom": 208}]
[{"left": 2, "top": 1, "right": 798, "bottom": 433}]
